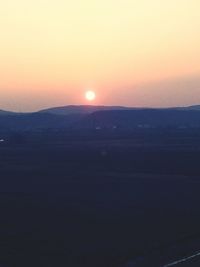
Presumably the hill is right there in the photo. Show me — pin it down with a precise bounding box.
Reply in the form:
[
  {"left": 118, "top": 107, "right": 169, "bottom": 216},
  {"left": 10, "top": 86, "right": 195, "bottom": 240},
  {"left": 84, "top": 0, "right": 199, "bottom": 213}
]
[
  {"left": 38, "top": 105, "right": 132, "bottom": 115},
  {"left": 79, "top": 109, "right": 200, "bottom": 129},
  {"left": 185, "top": 105, "right": 200, "bottom": 110},
  {"left": 0, "top": 109, "right": 16, "bottom": 116},
  {"left": 0, "top": 113, "right": 82, "bottom": 131},
  {"left": 0, "top": 105, "right": 199, "bottom": 131}
]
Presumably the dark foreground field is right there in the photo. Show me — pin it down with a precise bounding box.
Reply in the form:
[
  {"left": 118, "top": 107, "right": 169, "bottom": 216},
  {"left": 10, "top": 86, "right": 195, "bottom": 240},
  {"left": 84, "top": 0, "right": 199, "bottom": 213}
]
[{"left": 0, "top": 129, "right": 200, "bottom": 266}]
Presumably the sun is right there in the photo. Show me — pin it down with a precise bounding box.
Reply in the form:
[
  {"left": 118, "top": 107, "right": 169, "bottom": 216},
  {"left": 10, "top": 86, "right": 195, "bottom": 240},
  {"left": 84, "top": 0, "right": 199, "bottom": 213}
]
[{"left": 85, "top": 90, "right": 96, "bottom": 101}]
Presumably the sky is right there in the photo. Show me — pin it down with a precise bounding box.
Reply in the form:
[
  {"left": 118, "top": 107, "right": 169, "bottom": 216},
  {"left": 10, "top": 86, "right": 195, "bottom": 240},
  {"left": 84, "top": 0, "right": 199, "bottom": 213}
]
[{"left": 0, "top": 0, "right": 200, "bottom": 111}]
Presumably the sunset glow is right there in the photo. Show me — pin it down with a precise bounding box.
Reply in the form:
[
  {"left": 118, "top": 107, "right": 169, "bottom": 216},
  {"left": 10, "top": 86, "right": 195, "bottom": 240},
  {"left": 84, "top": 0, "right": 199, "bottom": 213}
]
[{"left": 0, "top": 1, "right": 200, "bottom": 111}]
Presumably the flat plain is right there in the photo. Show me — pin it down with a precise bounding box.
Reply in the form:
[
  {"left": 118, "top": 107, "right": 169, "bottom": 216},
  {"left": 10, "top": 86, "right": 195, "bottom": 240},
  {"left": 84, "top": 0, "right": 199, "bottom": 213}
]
[{"left": 0, "top": 129, "right": 200, "bottom": 266}]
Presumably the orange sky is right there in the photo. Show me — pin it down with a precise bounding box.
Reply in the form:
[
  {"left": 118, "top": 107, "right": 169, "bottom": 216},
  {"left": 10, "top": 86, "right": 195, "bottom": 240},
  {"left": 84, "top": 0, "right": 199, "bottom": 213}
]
[{"left": 0, "top": 0, "right": 200, "bottom": 111}]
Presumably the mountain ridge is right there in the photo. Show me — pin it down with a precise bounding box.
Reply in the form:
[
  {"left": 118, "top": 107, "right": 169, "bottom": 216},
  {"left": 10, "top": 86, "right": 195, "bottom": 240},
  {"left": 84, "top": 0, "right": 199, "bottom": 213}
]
[
  {"left": 1, "top": 104, "right": 200, "bottom": 115},
  {"left": 38, "top": 105, "right": 133, "bottom": 115},
  {"left": 0, "top": 108, "right": 199, "bottom": 131}
]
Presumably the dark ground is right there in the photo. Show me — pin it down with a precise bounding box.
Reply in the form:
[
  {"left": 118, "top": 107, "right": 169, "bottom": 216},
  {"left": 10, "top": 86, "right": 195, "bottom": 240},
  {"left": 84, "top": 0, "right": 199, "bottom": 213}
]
[{"left": 0, "top": 128, "right": 200, "bottom": 266}]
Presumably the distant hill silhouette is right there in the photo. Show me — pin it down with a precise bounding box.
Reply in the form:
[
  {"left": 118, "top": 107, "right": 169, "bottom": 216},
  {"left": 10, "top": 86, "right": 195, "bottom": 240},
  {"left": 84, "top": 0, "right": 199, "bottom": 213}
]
[
  {"left": 80, "top": 109, "right": 200, "bottom": 129},
  {"left": 182, "top": 105, "right": 200, "bottom": 110},
  {"left": 38, "top": 105, "right": 132, "bottom": 115},
  {"left": 0, "top": 113, "right": 82, "bottom": 131},
  {"left": 0, "top": 109, "right": 16, "bottom": 116},
  {"left": 0, "top": 105, "right": 200, "bottom": 131}
]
